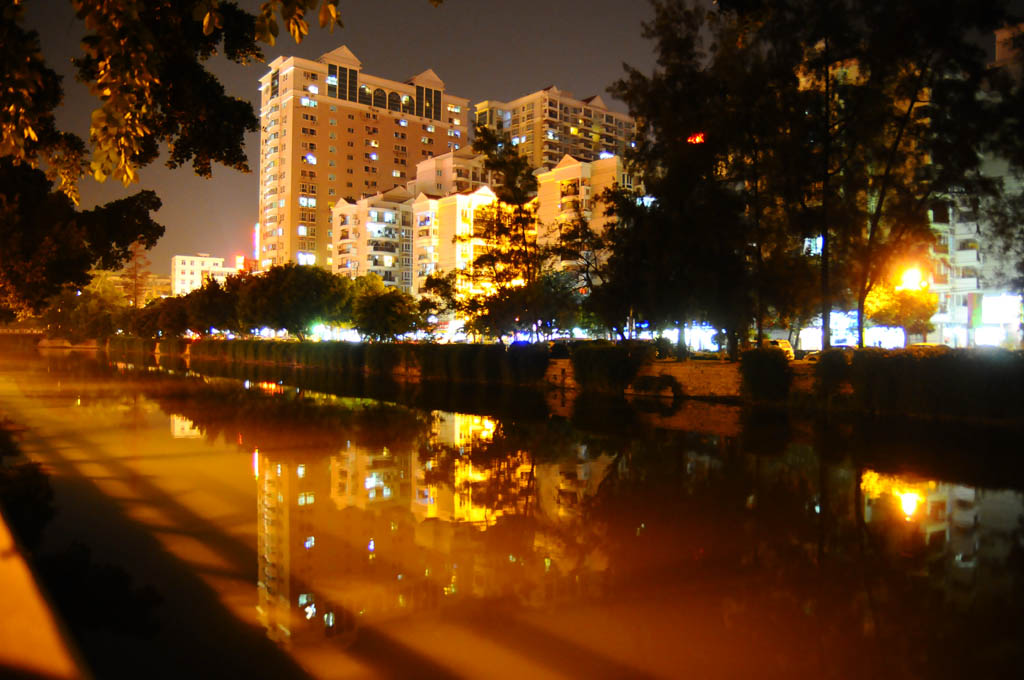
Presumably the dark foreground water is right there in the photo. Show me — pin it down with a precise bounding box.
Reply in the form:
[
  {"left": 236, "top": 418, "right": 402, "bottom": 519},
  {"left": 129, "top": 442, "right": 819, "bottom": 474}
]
[{"left": 1, "top": 351, "right": 1023, "bottom": 679}]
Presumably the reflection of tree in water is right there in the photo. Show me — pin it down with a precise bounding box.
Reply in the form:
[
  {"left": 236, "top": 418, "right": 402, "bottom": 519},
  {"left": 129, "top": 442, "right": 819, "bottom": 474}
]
[{"left": 146, "top": 379, "right": 428, "bottom": 457}]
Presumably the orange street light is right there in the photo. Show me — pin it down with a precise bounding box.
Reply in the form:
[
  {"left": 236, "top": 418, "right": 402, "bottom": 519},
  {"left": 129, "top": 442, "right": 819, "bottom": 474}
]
[{"left": 896, "top": 267, "right": 927, "bottom": 291}]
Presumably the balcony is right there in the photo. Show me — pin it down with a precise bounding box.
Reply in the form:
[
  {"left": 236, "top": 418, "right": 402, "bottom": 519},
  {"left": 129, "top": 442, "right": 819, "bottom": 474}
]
[
  {"left": 953, "top": 248, "right": 979, "bottom": 266},
  {"left": 368, "top": 240, "right": 398, "bottom": 253},
  {"left": 952, "top": 276, "right": 978, "bottom": 290}
]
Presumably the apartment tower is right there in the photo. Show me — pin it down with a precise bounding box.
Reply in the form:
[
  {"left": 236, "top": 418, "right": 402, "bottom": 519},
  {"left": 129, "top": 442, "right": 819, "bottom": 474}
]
[
  {"left": 475, "top": 86, "right": 634, "bottom": 169},
  {"left": 257, "top": 46, "right": 470, "bottom": 270}
]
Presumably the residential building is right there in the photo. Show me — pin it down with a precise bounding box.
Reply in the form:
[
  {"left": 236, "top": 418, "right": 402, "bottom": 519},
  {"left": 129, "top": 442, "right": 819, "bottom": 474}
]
[
  {"left": 927, "top": 27, "right": 1024, "bottom": 348},
  {"left": 171, "top": 254, "right": 246, "bottom": 296},
  {"left": 534, "top": 154, "right": 631, "bottom": 244},
  {"left": 257, "top": 46, "right": 469, "bottom": 270},
  {"left": 475, "top": 86, "right": 635, "bottom": 169},
  {"left": 406, "top": 147, "right": 496, "bottom": 197},
  {"left": 417, "top": 186, "right": 500, "bottom": 299},
  {"left": 332, "top": 186, "right": 415, "bottom": 292}
]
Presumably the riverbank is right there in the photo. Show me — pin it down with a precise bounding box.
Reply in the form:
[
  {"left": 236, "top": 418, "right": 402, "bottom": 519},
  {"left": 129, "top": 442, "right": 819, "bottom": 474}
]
[{"left": 15, "top": 335, "right": 1024, "bottom": 425}]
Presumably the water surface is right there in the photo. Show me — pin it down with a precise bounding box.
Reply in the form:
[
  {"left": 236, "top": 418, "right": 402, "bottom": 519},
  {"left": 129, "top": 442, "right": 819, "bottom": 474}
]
[{"left": 2, "top": 352, "right": 1022, "bottom": 679}]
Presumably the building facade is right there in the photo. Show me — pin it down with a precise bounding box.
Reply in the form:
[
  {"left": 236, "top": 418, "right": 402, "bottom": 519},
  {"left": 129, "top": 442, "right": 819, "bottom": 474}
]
[
  {"left": 332, "top": 186, "right": 415, "bottom": 292},
  {"left": 475, "top": 86, "right": 634, "bottom": 169},
  {"left": 171, "top": 254, "right": 247, "bottom": 296},
  {"left": 534, "top": 154, "right": 632, "bottom": 244},
  {"left": 405, "top": 147, "right": 495, "bottom": 197},
  {"left": 257, "top": 46, "right": 469, "bottom": 270}
]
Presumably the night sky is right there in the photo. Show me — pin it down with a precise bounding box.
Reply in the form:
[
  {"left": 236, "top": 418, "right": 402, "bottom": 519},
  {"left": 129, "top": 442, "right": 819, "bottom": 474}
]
[{"left": 23, "top": 0, "right": 657, "bottom": 275}]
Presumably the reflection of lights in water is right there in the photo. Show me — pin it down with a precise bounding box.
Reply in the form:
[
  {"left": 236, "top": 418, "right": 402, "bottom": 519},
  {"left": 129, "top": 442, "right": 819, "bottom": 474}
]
[
  {"left": 861, "top": 470, "right": 935, "bottom": 522},
  {"left": 252, "top": 448, "right": 259, "bottom": 479},
  {"left": 304, "top": 603, "right": 316, "bottom": 620},
  {"left": 324, "top": 612, "right": 335, "bottom": 627}
]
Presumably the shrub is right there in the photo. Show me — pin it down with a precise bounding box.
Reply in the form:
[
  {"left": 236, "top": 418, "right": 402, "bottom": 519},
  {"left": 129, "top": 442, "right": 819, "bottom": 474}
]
[
  {"left": 848, "top": 346, "right": 1024, "bottom": 419},
  {"left": 366, "top": 343, "right": 405, "bottom": 376},
  {"left": 413, "top": 344, "right": 449, "bottom": 381},
  {"left": 631, "top": 373, "right": 684, "bottom": 398},
  {"left": 507, "top": 343, "right": 550, "bottom": 384},
  {"left": 474, "top": 344, "right": 508, "bottom": 383},
  {"left": 814, "top": 348, "right": 851, "bottom": 397},
  {"left": 571, "top": 341, "right": 655, "bottom": 393},
  {"left": 740, "top": 347, "right": 792, "bottom": 401}
]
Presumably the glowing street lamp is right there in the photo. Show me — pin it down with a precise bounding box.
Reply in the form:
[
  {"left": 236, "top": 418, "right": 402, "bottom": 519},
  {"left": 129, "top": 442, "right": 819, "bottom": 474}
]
[{"left": 896, "top": 267, "right": 928, "bottom": 291}]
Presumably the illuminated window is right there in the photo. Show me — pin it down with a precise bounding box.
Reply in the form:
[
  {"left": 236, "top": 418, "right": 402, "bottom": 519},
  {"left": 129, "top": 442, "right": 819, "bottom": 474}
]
[
  {"left": 300, "top": 97, "right": 317, "bottom": 108},
  {"left": 398, "top": 119, "right": 408, "bottom": 127},
  {"left": 297, "top": 225, "right": 307, "bottom": 236},
  {"left": 307, "top": 85, "right": 318, "bottom": 95},
  {"left": 304, "top": 536, "right": 315, "bottom": 549},
  {"left": 304, "top": 153, "right": 317, "bottom": 165}
]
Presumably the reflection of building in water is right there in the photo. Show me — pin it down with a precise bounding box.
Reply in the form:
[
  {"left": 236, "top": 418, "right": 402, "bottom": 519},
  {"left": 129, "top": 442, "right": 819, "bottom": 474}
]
[
  {"left": 329, "top": 440, "right": 410, "bottom": 512},
  {"left": 535, "top": 445, "right": 613, "bottom": 523},
  {"left": 252, "top": 410, "right": 627, "bottom": 649},
  {"left": 414, "top": 412, "right": 533, "bottom": 527},
  {"left": 169, "top": 414, "right": 202, "bottom": 439},
  {"left": 256, "top": 449, "right": 347, "bottom": 646},
  {"left": 860, "top": 470, "right": 1024, "bottom": 603}
]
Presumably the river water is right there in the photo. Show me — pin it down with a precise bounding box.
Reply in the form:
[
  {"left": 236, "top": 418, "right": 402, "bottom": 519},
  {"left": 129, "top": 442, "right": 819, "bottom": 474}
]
[{"left": 1, "top": 351, "right": 1022, "bottom": 679}]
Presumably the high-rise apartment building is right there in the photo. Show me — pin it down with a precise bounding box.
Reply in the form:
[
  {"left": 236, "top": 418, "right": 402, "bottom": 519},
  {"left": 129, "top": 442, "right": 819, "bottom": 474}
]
[
  {"left": 257, "top": 46, "right": 469, "bottom": 270},
  {"left": 333, "top": 186, "right": 415, "bottom": 292},
  {"left": 475, "top": 86, "right": 634, "bottom": 169}
]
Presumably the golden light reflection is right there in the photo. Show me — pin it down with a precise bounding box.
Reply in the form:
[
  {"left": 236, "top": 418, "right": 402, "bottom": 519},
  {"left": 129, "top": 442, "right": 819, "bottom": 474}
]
[{"left": 861, "top": 470, "right": 934, "bottom": 521}]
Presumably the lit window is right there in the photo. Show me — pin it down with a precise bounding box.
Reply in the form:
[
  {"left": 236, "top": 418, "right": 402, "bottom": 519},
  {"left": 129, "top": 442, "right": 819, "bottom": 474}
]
[
  {"left": 426, "top": 124, "right": 435, "bottom": 132},
  {"left": 304, "top": 153, "right": 317, "bottom": 165},
  {"left": 300, "top": 97, "right": 317, "bottom": 108},
  {"left": 398, "top": 119, "right": 408, "bottom": 127},
  {"left": 307, "top": 85, "right": 319, "bottom": 94},
  {"left": 298, "top": 225, "right": 308, "bottom": 236},
  {"left": 304, "top": 536, "right": 315, "bottom": 549}
]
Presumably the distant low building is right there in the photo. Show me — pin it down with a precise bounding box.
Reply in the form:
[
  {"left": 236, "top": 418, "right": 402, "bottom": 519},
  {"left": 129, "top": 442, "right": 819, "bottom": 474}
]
[{"left": 171, "top": 254, "right": 249, "bottom": 296}]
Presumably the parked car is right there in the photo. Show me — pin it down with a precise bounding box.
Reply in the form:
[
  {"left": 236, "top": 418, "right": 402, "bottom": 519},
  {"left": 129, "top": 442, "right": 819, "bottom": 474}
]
[
  {"left": 761, "top": 338, "right": 795, "bottom": 360},
  {"left": 804, "top": 345, "right": 856, "bottom": 363}
]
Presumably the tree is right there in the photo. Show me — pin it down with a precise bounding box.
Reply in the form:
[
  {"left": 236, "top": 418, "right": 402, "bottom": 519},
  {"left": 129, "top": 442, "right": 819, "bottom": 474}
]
[
  {"left": 612, "top": 0, "right": 1023, "bottom": 352},
  {"left": 865, "top": 286, "right": 938, "bottom": 344},
  {"left": 41, "top": 272, "right": 127, "bottom": 343},
  {"left": 184, "top": 278, "right": 235, "bottom": 336},
  {"left": 0, "top": 0, "right": 441, "bottom": 315},
  {"left": 353, "top": 287, "right": 422, "bottom": 342},
  {"left": 122, "top": 239, "right": 153, "bottom": 310},
  {"left": 607, "top": 4, "right": 760, "bottom": 355},
  {"left": 237, "top": 263, "right": 352, "bottom": 338},
  {"left": 0, "top": 161, "right": 164, "bottom": 317}
]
